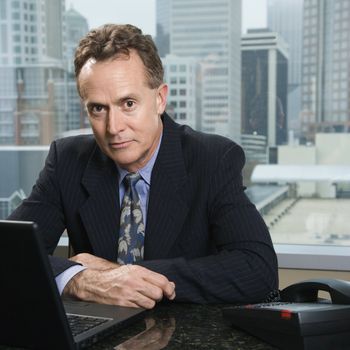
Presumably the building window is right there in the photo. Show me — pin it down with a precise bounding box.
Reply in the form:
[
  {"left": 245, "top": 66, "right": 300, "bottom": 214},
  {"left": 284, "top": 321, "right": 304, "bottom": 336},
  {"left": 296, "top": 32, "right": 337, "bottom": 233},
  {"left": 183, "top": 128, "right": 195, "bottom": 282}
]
[{"left": 12, "top": 12, "right": 20, "bottom": 20}]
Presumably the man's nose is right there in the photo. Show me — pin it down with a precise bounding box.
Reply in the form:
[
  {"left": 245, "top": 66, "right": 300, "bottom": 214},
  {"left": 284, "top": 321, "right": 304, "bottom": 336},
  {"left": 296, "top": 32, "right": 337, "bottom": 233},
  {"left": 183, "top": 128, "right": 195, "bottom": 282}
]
[{"left": 107, "top": 109, "right": 125, "bottom": 134}]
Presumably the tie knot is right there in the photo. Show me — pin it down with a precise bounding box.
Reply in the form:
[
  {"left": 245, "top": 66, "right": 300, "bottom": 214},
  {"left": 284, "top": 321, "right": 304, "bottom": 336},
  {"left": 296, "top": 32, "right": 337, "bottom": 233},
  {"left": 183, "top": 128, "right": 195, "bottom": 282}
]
[{"left": 124, "top": 172, "right": 141, "bottom": 187}]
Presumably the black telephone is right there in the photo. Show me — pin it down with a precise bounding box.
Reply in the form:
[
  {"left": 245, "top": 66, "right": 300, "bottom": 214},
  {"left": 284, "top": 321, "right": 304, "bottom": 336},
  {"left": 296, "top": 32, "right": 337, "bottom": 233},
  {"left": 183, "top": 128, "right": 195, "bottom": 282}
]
[
  {"left": 280, "top": 278, "right": 350, "bottom": 304},
  {"left": 223, "top": 278, "right": 350, "bottom": 350}
]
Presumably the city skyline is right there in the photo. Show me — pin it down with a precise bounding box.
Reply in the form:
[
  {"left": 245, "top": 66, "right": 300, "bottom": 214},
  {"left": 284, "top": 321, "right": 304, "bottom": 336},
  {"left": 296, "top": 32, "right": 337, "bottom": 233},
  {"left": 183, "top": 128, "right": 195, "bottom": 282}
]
[
  {"left": 64, "top": 0, "right": 267, "bottom": 35},
  {"left": 1, "top": 0, "right": 350, "bottom": 251}
]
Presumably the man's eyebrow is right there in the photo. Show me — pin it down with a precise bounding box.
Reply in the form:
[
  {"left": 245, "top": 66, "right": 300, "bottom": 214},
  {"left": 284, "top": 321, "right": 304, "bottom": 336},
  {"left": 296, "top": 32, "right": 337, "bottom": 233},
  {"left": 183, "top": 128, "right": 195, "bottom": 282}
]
[
  {"left": 116, "top": 94, "right": 139, "bottom": 103},
  {"left": 85, "top": 101, "right": 105, "bottom": 109}
]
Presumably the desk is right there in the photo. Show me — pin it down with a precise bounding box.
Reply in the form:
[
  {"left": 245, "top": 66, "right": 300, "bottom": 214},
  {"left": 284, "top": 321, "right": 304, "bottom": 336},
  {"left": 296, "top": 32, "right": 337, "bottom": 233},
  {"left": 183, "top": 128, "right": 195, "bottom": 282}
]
[{"left": 0, "top": 303, "right": 276, "bottom": 349}]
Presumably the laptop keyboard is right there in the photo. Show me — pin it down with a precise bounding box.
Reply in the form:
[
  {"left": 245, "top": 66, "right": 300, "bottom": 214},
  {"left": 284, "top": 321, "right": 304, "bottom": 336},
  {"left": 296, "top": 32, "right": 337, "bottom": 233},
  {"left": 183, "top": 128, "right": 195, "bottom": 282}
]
[{"left": 67, "top": 313, "right": 111, "bottom": 337}]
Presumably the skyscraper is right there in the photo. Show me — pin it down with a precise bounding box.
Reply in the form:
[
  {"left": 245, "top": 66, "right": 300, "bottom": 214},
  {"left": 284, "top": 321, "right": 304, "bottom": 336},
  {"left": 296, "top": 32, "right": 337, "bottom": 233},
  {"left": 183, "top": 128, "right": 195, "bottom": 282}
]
[
  {"left": 65, "top": 5, "right": 89, "bottom": 74},
  {"left": 156, "top": 0, "right": 242, "bottom": 141},
  {"left": 267, "top": 0, "right": 303, "bottom": 136},
  {"left": 155, "top": 0, "right": 170, "bottom": 57},
  {"left": 241, "top": 30, "right": 288, "bottom": 147},
  {"left": 162, "top": 54, "right": 199, "bottom": 130},
  {"left": 301, "top": 0, "right": 350, "bottom": 142},
  {"left": 64, "top": 5, "right": 89, "bottom": 132},
  {"left": 0, "top": 0, "right": 66, "bottom": 145}
]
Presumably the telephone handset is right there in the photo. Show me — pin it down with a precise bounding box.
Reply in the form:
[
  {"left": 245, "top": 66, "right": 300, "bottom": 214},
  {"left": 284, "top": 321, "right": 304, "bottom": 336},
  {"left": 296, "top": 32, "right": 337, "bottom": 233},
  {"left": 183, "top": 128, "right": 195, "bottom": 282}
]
[{"left": 280, "top": 278, "right": 350, "bottom": 304}]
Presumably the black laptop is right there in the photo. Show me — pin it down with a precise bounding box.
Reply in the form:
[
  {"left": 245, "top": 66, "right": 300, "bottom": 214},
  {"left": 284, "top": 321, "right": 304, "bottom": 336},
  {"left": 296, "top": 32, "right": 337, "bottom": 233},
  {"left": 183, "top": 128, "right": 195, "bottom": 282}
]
[{"left": 0, "top": 220, "right": 145, "bottom": 350}]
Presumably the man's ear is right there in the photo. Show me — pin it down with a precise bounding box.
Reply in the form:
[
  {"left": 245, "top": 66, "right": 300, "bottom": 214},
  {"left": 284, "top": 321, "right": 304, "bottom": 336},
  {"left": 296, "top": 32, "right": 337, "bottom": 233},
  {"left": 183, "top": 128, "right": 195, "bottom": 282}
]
[{"left": 157, "top": 84, "right": 168, "bottom": 115}]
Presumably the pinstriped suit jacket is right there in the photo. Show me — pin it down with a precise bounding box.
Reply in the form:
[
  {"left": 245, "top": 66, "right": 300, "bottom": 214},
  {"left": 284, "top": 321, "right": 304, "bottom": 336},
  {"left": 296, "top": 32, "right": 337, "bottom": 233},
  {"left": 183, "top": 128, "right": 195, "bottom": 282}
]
[{"left": 9, "top": 113, "right": 278, "bottom": 304}]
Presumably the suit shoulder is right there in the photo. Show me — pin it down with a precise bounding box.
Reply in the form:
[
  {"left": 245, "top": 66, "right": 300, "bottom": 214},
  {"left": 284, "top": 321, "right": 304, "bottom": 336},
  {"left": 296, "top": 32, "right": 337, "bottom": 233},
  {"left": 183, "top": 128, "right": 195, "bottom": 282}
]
[
  {"left": 52, "top": 134, "right": 97, "bottom": 162},
  {"left": 179, "top": 124, "right": 243, "bottom": 159}
]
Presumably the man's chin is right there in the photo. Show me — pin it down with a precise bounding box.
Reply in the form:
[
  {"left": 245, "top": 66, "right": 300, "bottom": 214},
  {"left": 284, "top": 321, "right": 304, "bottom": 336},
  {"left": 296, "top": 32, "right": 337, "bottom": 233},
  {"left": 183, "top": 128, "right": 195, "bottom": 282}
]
[{"left": 111, "top": 156, "right": 140, "bottom": 172}]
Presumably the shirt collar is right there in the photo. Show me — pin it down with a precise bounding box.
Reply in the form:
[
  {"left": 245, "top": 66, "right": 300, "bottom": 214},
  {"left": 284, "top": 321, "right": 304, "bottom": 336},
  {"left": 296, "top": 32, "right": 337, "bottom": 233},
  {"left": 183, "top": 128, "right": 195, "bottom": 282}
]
[{"left": 117, "top": 132, "right": 163, "bottom": 186}]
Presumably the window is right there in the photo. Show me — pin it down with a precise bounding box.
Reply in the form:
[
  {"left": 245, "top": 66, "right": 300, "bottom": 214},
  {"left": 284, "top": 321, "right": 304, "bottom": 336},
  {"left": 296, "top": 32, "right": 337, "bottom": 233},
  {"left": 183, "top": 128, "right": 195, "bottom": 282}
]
[
  {"left": 12, "top": 1, "right": 19, "bottom": 9},
  {"left": 0, "top": 0, "right": 349, "bottom": 272},
  {"left": 12, "top": 12, "right": 20, "bottom": 20}
]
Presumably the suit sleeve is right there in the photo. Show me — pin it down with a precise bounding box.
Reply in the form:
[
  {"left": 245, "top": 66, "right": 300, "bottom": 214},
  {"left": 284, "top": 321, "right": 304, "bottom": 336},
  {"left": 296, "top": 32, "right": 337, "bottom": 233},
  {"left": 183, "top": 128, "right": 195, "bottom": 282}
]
[
  {"left": 8, "top": 141, "right": 78, "bottom": 276},
  {"left": 138, "top": 143, "right": 279, "bottom": 304}
]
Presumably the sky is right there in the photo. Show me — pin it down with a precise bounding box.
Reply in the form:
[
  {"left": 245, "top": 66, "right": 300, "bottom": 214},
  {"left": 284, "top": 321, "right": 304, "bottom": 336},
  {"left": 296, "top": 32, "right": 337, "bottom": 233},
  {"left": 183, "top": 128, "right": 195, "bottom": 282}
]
[{"left": 65, "top": 0, "right": 267, "bottom": 36}]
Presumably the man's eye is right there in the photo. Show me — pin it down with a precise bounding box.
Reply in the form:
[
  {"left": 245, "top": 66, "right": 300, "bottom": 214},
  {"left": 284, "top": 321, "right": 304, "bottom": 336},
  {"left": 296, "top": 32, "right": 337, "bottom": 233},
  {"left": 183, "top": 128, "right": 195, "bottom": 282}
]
[
  {"left": 92, "top": 105, "right": 104, "bottom": 113},
  {"left": 125, "top": 100, "right": 135, "bottom": 108}
]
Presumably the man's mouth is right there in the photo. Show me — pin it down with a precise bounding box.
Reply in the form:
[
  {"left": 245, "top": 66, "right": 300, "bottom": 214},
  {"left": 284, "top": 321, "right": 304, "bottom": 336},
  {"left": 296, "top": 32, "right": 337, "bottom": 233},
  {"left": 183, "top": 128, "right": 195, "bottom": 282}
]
[{"left": 108, "top": 140, "right": 133, "bottom": 149}]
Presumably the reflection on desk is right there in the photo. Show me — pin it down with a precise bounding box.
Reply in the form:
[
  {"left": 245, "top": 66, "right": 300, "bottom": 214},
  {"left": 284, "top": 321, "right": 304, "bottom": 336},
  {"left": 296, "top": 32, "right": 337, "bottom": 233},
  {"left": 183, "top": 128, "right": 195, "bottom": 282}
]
[{"left": 0, "top": 303, "right": 276, "bottom": 350}]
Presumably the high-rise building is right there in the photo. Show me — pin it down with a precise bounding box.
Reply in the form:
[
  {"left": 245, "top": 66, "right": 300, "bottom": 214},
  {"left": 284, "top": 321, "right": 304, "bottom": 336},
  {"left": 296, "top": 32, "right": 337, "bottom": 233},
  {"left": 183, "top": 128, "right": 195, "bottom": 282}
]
[
  {"left": 156, "top": 0, "right": 242, "bottom": 141},
  {"left": 155, "top": 0, "right": 170, "bottom": 57},
  {"left": 0, "top": 0, "right": 66, "bottom": 145},
  {"left": 64, "top": 6, "right": 89, "bottom": 131},
  {"left": 301, "top": 0, "right": 350, "bottom": 142},
  {"left": 241, "top": 30, "right": 288, "bottom": 147},
  {"left": 267, "top": 0, "right": 304, "bottom": 135},
  {"left": 65, "top": 5, "right": 89, "bottom": 74},
  {"left": 0, "top": 145, "right": 48, "bottom": 219},
  {"left": 163, "top": 54, "right": 199, "bottom": 130}
]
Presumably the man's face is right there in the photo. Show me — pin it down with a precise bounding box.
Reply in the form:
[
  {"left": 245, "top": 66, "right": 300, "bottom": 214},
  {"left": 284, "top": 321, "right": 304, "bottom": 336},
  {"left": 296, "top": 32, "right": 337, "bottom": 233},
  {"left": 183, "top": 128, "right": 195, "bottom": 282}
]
[{"left": 78, "top": 50, "right": 168, "bottom": 172}]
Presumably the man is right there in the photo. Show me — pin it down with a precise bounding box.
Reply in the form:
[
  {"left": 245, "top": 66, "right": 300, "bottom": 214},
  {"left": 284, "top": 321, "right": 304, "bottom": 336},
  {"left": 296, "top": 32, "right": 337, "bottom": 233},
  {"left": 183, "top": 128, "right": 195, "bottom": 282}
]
[{"left": 9, "top": 24, "right": 278, "bottom": 309}]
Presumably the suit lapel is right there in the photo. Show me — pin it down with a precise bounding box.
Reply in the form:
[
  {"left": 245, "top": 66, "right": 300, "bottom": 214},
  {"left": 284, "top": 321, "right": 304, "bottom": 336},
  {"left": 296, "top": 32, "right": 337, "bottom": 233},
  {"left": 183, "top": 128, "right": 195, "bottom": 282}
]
[
  {"left": 145, "top": 114, "right": 189, "bottom": 259},
  {"left": 79, "top": 145, "right": 120, "bottom": 261}
]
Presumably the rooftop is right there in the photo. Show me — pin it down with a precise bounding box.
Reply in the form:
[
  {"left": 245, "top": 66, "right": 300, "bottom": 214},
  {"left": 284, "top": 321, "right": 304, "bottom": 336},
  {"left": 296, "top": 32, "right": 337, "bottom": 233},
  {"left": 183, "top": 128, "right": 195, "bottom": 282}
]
[{"left": 263, "top": 198, "right": 350, "bottom": 246}]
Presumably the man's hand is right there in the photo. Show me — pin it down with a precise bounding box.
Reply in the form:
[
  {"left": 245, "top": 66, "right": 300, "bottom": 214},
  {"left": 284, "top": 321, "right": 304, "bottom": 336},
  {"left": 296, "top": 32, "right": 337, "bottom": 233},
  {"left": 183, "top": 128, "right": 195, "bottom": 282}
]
[
  {"left": 63, "top": 264, "right": 176, "bottom": 309},
  {"left": 69, "top": 252, "right": 119, "bottom": 270}
]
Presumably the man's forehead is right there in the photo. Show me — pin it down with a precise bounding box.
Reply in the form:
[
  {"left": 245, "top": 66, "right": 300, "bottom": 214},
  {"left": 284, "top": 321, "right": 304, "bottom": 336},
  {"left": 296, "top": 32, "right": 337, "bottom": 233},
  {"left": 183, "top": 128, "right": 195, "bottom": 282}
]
[
  {"left": 80, "top": 58, "right": 97, "bottom": 75},
  {"left": 81, "top": 49, "right": 147, "bottom": 72},
  {"left": 78, "top": 57, "right": 153, "bottom": 100}
]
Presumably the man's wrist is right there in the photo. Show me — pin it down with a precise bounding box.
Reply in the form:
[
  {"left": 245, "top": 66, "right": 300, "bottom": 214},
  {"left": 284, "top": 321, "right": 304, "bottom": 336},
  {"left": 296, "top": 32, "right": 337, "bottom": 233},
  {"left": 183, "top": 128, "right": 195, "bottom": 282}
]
[{"left": 56, "top": 265, "right": 87, "bottom": 295}]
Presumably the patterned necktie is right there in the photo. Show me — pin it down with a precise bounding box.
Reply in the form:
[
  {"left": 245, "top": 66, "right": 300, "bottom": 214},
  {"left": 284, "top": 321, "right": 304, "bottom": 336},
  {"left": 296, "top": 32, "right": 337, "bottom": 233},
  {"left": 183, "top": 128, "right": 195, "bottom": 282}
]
[{"left": 117, "top": 173, "right": 145, "bottom": 264}]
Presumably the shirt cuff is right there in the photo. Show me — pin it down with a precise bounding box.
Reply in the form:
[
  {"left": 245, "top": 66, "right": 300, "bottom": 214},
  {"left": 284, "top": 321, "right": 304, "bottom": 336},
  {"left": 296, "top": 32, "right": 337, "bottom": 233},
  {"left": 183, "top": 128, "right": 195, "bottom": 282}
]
[{"left": 55, "top": 265, "right": 87, "bottom": 295}]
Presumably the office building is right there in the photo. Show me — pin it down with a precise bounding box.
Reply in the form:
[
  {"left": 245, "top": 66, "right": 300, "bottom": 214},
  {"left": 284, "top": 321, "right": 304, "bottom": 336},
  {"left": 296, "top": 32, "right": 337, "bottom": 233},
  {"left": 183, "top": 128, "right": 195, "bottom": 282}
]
[
  {"left": 267, "top": 0, "right": 304, "bottom": 135},
  {"left": 241, "top": 133, "right": 268, "bottom": 164},
  {"left": 241, "top": 29, "right": 288, "bottom": 147},
  {"left": 0, "top": 189, "right": 25, "bottom": 220},
  {"left": 65, "top": 5, "right": 89, "bottom": 74},
  {"left": 301, "top": 0, "right": 350, "bottom": 142},
  {"left": 0, "top": 0, "right": 66, "bottom": 145},
  {"left": 64, "top": 6, "right": 89, "bottom": 131},
  {"left": 0, "top": 145, "right": 48, "bottom": 218},
  {"left": 157, "top": 0, "right": 242, "bottom": 141},
  {"left": 162, "top": 54, "right": 199, "bottom": 130},
  {"left": 155, "top": 0, "right": 171, "bottom": 57}
]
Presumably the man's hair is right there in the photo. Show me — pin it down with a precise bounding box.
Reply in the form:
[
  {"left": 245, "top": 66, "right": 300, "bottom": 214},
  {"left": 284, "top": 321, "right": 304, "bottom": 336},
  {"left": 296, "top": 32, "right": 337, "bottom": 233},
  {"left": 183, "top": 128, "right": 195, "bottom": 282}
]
[{"left": 74, "top": 24, "right": 163, "bottom": 92}]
